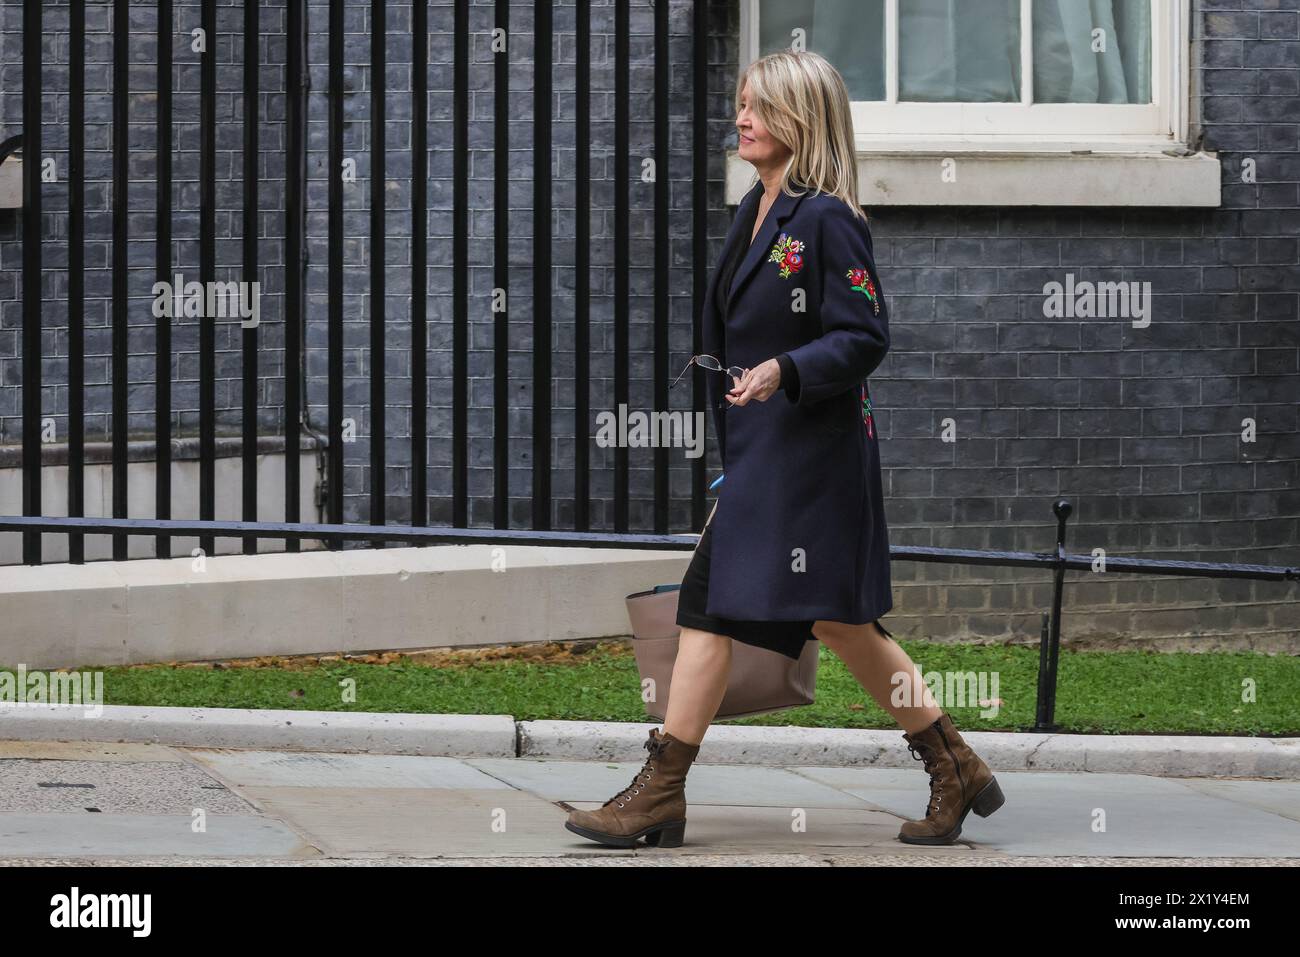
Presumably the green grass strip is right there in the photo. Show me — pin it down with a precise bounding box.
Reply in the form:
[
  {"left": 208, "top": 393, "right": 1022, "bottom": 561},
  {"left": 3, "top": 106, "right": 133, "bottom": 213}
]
[{"left": 4, "top": 640, "right": 1296, "bottom": 736}]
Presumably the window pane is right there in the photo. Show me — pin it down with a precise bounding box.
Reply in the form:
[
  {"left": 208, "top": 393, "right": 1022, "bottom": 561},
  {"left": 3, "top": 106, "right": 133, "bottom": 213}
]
[
  {"left": 899, "top": 0, "right": 1022, "bottom": 102},
  {"left": 758, "top": 0, "right": 886, "bottom": 102},
  {"left": 1033, "top": 0, "right": 1151, "bottom": 103}
]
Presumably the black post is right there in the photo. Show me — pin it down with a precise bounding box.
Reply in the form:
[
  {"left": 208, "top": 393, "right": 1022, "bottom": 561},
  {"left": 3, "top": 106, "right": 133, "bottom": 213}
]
[
  {"left": 452, "top": 0, "right": 468, "bottom": 528},
  {"left": 112, "top": 0, "right": 130, "bottom": 560},
  {"left": 613, "top": 0, "right": 628, "bottom": 532},
  {"left": 411, "top": 0, "right": 428, "bottom": 527},
  {"left": 492, "top": 0, "right": 509, "bottom": 529},
  {"left": 70, "top": 0, "right": 87, "bottom": 564},
  {"left": 285, "top": 0, "right": 305, "bottom": 550},
  {"left": 242, "top": 0, "right": 260, "bottom": 555},
  {"left": 368, "top": 0, "right": 386, "bottom": 545},
  {"left": 532, "top": 0, "right": 552, "bottom": 530},
  {"left": 573, "top": 0, "right": 590, "bottom": 531},
  {"left": 690, "top": 0, "right": 708, "bottom": 530},
  {"left": 652, "top": 0, "right": 668, "bottom": 534},
  {"left": 155, "top": 0, "right": 173, "bottom": 559},
  {"left": 1034, "top": 498, "right": 1073, "bottom": 732},
  {"left": 21, "top": 0, "right": 41, "bottom": 565},
  {"left": 199, "top": 0, "right": 216, "bottom": 557},
  {"left": 327, "top": 0, "right": 344, "bottom": 537}
]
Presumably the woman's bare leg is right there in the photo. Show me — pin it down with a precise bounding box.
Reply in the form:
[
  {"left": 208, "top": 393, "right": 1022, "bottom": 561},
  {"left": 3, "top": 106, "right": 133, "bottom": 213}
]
[
  {"left": 813, "top": 620, "right": 942, "bottom": 734},
  {"left": 661, "top": 626, "right": 732, "bottom": 746}
]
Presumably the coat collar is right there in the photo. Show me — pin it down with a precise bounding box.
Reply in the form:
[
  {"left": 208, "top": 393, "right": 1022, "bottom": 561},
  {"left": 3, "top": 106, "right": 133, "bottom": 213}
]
[{"left": 727, "top": 178, "right": 810, "bottom": 308}]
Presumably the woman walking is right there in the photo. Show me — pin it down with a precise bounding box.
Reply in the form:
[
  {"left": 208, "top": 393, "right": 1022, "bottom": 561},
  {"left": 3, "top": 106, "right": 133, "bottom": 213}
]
[{"left": 566, "top": 50, "right": 1004, "bottom": 850}]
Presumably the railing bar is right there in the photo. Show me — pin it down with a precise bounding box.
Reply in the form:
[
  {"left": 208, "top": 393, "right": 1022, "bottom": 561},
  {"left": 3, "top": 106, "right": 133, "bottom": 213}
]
[
  {"left": 452, "top": 0, "right": 468, "bottom": 527},
  {"left": 690, "top": 0, "right": 708, "bottom": 530},
  {"left": 327, "top": 0, "right": 344, "bottom": 535},
  {"left": 241, "top": 0, "right": 260, "bottom": 555},
  {"left": 574, "top": 0, "right": 591, "bottom": 532},
  {"left": 154, "top": 0, "right": 172, "bottom": 560},
  {"left": 20, "top": 0, "right": 42, "bottom": 565},
  {"left": 493, "top": 0, "right": 509, "bottom": 529},
  {"left": 532, "top": 0, "right": 553, "bottom": 530},
  {"left": 369, "top": 0, "right": 386, "bottom": 544},
  {"left": 613, "top": 0, "right": 629, "bottom": 532},
  {"left": 69, "top": 0, "right": 86, "bottom": 564},
  {"left": 411, "top": 0, "right": 429, "bottom": 527},
  {"left": 652, "top": 0, "right": 669, "bottom": 534},
  {"left": 0, "top": 515, "right": 703, "bottom": 550},
  {"left": 285, "top": 0, "right": 305, "bottom": 550},
  {"left": 111, "top": 0, "right": 130, "bottom": 561},
  {"left": 198, "top": 0, "right": 217, "bottom": 556}
]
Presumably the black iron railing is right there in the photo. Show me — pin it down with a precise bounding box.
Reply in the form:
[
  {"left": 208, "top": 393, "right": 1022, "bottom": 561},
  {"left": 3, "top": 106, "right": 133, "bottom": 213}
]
[{"left": 6, "top": 0, "right": 718, "bottom": 567}]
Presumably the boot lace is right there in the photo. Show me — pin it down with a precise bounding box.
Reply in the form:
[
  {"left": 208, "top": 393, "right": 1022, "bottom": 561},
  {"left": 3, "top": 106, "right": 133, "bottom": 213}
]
[
  {"left": 907, "top": 741, "right": 944, "bottom": 818},
  {"left": 603, "top": 734, "right": 667, "bottom": 809}
]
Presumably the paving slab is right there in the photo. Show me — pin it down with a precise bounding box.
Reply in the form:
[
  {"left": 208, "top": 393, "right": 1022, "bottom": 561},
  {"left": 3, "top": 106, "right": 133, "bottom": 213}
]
[
  {"left": 236, "top": 786, "right": 576, "bottom": 857},
  {"left": 465, "top": 756, "right": 882, "bottom": 810},
  {"left": 0, "top": 813, "right": 317, "bottom": 859},
  {"left": 0, "top": 759, "right": 254, "bottom": 814},
  {"left": 0, "top": 740, "right": 182, "bottom": 762},
  {"left": 187, "top": 750, "right": 516, "bottom": 790},
  {"left": 790, "top": 766, "right": 1300, "bottom": 858},
  {"left": 1175, "top": 778, "right": 1300, "bottom": 826}
]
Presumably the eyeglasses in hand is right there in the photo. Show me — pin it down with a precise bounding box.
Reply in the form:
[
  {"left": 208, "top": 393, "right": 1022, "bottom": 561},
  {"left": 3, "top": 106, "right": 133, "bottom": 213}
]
[{"left": 669, "top": 354, "right": 748, "bottom": 409}]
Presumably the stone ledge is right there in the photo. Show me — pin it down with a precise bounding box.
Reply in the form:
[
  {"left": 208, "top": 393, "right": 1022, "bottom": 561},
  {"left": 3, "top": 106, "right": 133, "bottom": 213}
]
[{"left": 725, "top": 148, "right": 1223, "bottom": 207}]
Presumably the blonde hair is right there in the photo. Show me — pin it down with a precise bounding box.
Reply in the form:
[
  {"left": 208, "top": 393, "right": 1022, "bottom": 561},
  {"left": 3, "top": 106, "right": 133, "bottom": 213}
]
[{"left": 736, "top": 50, "right": 867, "bottom": 222}]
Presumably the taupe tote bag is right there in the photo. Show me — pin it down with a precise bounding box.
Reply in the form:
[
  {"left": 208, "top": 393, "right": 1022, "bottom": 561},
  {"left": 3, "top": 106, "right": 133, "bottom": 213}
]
[{"left": 624, "top": 503, "right": 819, "bottom": 721}]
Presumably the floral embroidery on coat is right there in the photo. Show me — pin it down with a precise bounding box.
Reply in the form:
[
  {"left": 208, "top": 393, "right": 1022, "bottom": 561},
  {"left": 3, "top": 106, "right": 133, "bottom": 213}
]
[
  {"left": 768, "top": 233, "right": 806, "bottom": 279},
  {"left": 859, "top": 380, "right": 875, "bottom": 439},
  {"left": 846, "top": 267, "right": 881, "bottom": 315}
]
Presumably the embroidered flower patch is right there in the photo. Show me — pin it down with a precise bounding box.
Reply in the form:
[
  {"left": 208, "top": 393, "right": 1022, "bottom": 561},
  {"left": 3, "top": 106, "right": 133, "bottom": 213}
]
[
  {"left": 846, "top": 267, "right": 881, "bottom": 315},
  {"left": 859, "top": 380, "right": 875, "bottom": 439},
  {"left": 768, "top": 233, "right": 806, "bottom": 279}
]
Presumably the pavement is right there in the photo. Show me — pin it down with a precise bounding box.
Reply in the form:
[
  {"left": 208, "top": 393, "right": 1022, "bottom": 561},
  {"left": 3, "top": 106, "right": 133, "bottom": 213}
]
[{"left": 2, "top": 717, "right": 1299, "bottom": 865}]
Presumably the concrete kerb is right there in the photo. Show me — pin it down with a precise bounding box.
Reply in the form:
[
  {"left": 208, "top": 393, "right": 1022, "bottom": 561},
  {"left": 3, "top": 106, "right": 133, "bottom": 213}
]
[
  {"left": 0, "top": 705, "right": 518, "bottom": 757},
  {"left": 1, "top": 704, "right": 1297, "bottom": 779}
]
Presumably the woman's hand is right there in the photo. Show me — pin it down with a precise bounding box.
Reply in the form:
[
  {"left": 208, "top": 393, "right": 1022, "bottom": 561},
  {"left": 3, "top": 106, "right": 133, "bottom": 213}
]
[{"left": 726, "top": 358, "right": 782, "bottom": 406}]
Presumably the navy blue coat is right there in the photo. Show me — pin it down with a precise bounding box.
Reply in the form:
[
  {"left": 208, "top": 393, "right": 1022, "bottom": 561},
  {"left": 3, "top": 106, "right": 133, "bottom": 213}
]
[{"left": 702, "top": 179, "right": 892, "bottom": 626}]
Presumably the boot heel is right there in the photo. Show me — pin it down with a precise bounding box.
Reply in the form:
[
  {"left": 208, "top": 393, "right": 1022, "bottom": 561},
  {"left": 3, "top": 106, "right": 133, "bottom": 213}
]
[
  {"left": 971, "top": 777, "right": 1005, "bottom": 818},
  {"left": 646, "top": 821, "right": 686, "bottom": 848}
]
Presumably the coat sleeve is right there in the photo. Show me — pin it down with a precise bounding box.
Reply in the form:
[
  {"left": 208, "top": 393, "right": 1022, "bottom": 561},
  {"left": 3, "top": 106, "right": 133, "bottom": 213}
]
[{"left": 781, "top": 200, "right": 888, "bottom": 407}]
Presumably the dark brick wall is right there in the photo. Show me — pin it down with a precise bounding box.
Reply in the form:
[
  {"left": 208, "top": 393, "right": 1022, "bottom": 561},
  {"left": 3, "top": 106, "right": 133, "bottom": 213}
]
[
  {"left": 1, "top": 0, "right": 1296, "bottom": 646},
  {"left": 873, "top": 0, "right": 1299, "bottom": 646}
]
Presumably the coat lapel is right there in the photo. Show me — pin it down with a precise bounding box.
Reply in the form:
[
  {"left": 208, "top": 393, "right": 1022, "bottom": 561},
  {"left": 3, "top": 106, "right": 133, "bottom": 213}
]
[
  {"left": 702, "top": 180, "right": 762, "bottom": 359},
  {"left": 727, "top": 182, "right": 809, "bottom": 309}
]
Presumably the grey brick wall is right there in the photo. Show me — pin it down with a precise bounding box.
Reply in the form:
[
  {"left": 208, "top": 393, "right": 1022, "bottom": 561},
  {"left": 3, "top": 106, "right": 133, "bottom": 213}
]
[
  {"left": 1, "top": 0, "right": 1296, "bottom": 646},
  {"left": 870, "top": 0, "right": 1299, "bottom": 645}
]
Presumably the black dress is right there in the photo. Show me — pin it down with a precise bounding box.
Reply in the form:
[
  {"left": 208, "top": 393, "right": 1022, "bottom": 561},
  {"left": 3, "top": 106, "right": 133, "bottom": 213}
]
[{"left": 674, "top": 196, "right": 894, "bottom": 660}]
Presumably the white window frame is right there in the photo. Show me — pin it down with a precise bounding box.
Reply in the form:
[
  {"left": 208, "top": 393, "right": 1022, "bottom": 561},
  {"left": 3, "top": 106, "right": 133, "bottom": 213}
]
[
  {"left": 740, "top": 0, "right": 1192, "bottom": 153},
  {"left": 733, "top": 0, "right": 1218, "bottom": 206}
]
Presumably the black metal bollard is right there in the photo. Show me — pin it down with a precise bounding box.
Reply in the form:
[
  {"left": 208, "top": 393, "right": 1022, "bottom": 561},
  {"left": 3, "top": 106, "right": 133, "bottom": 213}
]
[{"left": 1034, "top": 499, "right": 1073, "bottom": 732}]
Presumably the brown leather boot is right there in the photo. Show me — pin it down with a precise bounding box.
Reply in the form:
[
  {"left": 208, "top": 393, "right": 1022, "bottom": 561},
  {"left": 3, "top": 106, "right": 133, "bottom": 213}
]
[
  {"left": 897, "top": 711, "right": 1005, "bottom": 845},
  {"left": 564, "top": 727, "right": 701, "bottom": 848}
]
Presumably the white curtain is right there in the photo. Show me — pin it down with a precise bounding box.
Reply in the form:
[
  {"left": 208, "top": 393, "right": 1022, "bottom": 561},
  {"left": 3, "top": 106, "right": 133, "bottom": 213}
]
[
  {"left": 1033, "top": 0, "right": 1151, "bottom": 103},
  {"left": 899, "top": 0, "right": 1022, "bottom": 102},
  {"left": 758, "top": 0, "right": 886, "bottom": 102}
]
